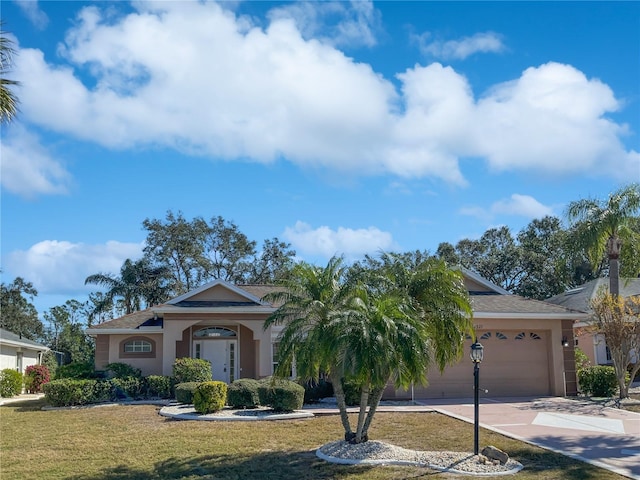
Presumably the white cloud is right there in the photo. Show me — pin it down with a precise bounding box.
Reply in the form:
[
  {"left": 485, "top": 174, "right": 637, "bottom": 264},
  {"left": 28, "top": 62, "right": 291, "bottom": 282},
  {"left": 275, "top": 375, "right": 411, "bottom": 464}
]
[
  {"left": 283, "top": 221, "right": 395, "bottom": 259},
  {"left": 461, "top": 194, "right": 554, "bottom": 221},
  {"left": 14, "top": 0, "right": 49, "bottom": 30},
  {"left": 413, "top": 31, "right": 505, "bottom": 60},
  {"left": 267, "top": 0, "right": 381, "bottom": 48},
  {"left": 0, "top": 123, "right": 72, "bottom": 198},
  {"left": 5, "top": 240, "right": 144, "bottom": 294},
  {"left": 10, "top": 2, "right": 638, "bottom": 185}
]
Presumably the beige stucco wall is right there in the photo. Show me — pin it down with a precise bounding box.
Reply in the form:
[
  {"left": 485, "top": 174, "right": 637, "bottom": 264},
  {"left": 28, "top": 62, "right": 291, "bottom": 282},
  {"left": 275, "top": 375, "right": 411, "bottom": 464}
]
[{"left": 108, "top": 333, "right": 164, "bottom": 376}]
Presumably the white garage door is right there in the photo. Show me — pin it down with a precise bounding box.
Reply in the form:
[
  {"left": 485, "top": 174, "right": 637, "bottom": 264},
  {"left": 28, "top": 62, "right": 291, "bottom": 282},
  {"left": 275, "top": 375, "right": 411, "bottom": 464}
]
[{"left": 412, "top": 330, "right": 551, "bottom": 399}]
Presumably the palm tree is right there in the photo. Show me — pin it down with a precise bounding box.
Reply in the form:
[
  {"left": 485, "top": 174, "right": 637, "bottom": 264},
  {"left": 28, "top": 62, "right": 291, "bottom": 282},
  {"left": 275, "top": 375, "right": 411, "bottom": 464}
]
[
  {"left": 85, "top": 258, "right": 170, "bottom": 316},
  {"left": 1, "top": 21, "right": 19, "bottom": 124},
  {"left": 264, "top": 254, "right": 473, "bottom": 444},
  {"left": 566, "top": 184, "right": 640, "bottom": 296}
]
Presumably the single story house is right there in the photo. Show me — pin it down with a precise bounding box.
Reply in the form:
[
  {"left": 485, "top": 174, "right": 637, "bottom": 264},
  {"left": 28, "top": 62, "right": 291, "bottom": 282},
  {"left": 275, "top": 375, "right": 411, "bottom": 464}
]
[
  {"left": 0, "top": 328, "right": 49, "bottom": 374},
  {"left": 86, "top": 269, "right": 587, "bottom": 398},
  {"left": 546, "top": 278, "right": 640, "bottom": 366}
]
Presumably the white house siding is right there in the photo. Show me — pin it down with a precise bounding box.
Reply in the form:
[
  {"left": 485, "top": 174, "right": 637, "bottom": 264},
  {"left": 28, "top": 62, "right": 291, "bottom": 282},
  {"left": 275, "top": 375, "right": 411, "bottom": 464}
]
[{"left": 1, "top": 344, "right": 40, "bottom": 374}]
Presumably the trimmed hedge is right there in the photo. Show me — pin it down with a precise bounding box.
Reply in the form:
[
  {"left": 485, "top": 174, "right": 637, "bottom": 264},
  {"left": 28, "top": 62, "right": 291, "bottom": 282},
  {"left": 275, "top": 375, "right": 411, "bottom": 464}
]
[
  {"left": 105, "top": 363, "right": 142, "bottom": 379},
  {"left": 193, "top": 381, "right": 227, "bottom": 414},
  {"left": 55, "top": 362, "right": 97, "bottom": 380},
  {"left": 173, "top": 358, "right": 212, "bottom": 384},
  {"left": 578, "top": 365, "right": 619, "bottom": 397},
  {"left": 227, "top": 378, "right": 261, "bottom": 408},
  {"left": 147, "top": 375, "right": 174, "bottom": 399},
  {"left": 0, "top": 369, "right": 23, "bottom": 398},
  {"left": 43, "top": 379, "right": 113, "bottom": 406},
  {"left": 110, "top": 376, "right": 146, "bottom": 400},
  {"left": 24, "top": 365, "right": 51, "bottom": 393},
  {"left": 258, "top": 378, "right": 304, "bottom": 412},
  {"left": 175, "top": 382, "right": 201, "bottom": 404}
]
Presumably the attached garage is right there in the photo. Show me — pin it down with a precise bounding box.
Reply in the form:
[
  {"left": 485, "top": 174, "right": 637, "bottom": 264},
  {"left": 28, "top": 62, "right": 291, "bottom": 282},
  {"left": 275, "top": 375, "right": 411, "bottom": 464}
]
[
  {"left": 391, "top": 271, "right": 587, "bottom": 400},
  {"left": 415, "top": 330, "right": 551, "bottom": 399}
]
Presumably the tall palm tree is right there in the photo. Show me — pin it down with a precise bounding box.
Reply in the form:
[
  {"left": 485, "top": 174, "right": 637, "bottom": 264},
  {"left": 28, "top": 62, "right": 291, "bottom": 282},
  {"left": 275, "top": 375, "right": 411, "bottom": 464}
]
[
  {"left": 566, "top": 183, "right": 640, "bottom": 296},
  {"left": 0, "top": 22, "right": 19, "bottom": 124},
  {"left": 85, "top": 258, "right": 170, "bottom": 316},
  {"left": 264, "top": 254, "right": 473, "bottom": 444}
]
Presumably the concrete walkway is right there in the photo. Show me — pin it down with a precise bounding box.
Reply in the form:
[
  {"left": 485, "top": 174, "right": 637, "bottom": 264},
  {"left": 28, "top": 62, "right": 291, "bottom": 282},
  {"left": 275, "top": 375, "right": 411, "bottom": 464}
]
[{"left": 420, "top": 396, "right": 640, "bottom": 480}]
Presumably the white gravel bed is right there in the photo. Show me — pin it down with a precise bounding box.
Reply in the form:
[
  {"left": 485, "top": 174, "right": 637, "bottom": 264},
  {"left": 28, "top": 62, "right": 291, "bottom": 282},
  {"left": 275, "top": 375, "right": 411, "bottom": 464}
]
[
  {"left": 159, "top": 403, "right": 314, "bottom": 421},
  {"left": 317, "top": 440, "right": 523, "bottom": 476}
]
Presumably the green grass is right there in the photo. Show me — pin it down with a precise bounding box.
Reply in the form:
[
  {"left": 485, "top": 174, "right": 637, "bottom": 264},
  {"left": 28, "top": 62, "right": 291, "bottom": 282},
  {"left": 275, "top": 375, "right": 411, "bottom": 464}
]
[{"left": 0, "top": 399, "right": 630, "bottom": 480}]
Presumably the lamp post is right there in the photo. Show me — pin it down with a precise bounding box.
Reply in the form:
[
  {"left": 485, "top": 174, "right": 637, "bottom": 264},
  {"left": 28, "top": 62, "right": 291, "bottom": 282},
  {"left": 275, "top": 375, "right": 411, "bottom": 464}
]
[{"left": 470, "top": 339, "right": 484, "bottom": 455}]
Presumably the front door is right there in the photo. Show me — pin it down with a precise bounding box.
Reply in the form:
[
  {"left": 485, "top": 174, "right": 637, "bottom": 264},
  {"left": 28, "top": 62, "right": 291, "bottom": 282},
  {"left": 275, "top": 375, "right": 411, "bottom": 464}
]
[{"left": 195, "top": 340, "right": 237, "bottom": 383}]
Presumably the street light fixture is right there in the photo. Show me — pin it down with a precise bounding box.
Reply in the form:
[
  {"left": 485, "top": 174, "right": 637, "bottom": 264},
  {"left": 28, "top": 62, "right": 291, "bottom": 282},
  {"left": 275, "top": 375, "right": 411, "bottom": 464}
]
[{"left": 470, "top": 339, "right": 484, "bottom": 455}]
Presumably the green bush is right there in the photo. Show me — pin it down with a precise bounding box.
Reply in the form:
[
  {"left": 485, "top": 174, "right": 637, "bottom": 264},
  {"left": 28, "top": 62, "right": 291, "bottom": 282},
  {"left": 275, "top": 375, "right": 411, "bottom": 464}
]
[
  {"left": 258, "top": 378, "right": 304, "bottom": 412},
  {"left": 301, "top": 378, "right": 334, "bottom": 403},
  {"left": 43, "top": 379, "right": 111, "bottom": 406},
  {"left": 41, "top": 351, "right": 59, "bottom": 379},
  {"left": 341, "top": 379, "right": 362, "bottom": 406},
  {"left": 105, "top": 363, "right": 142, "bottom": 379},
  {"left": 24, "top": 365, "right": 50, "bottom": 393},
  {"left": 146, "top": 375, "right": 174, "bottom": 399},
  {"left": 193, "top": 381, "right": 227, "bottom": 414},
  {"left": 110, "top": 376, "right": 146, "bottom": 400},
  {"left": 0, "top": 369, "right": 23, "bottom": 397},
  {"left": 55, "top": 362, "right": 96, "bottom": 380},
  {"left": 172, "top": 358, "right": 212, "bottom": 384},
  {"left": 227, "top": 378, "right": 261, "bottom": 408},
  {"left": 175, "top": 382, "right": 201, "bottom": 404},
  {"left": 578, "top": 365, "right": 620, "bottom": 397}
]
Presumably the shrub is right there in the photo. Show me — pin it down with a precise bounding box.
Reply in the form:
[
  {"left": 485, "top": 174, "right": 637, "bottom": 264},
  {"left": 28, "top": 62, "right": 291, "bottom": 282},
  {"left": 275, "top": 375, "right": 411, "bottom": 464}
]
[
  {"left": 578, "top": 365, "right": 620, "bottom": 397},
  {"left": 105, "top": 363, "right": 142, "bottom": 379},
  {"left": 227, "top": 378, "right": 261, "bottom": 408},
  {"left": 341, "top": 379, "right": 362, "bottom": 406},
  {"left": 0, "top": 369, "right": 23, "bottom": 397},
  {"left": 258, "top": 378, "right": 304, "bottom": 412},
  {"left": 574, "top": 347, "right": 591, "bottom": 372},
  {"left": 175, "top": 382, "right": 201, "bottom": 404},
  {"left": 43, "top": 379, "right": 109, "bottom": 406},
  {"left": 110, "top": 376, "right": 146, "bottom": 400},
  {"left": 172, "top": 358, "right": 212, "bottom": 384},
  {"left": 41, "top": 351, "right": 59, "bottom": 379},
  {"left": 24, "top": 365, "right": 51, "bottom": 393},
  {"left": 55, "top": 362, "right": 96, "bottom": 380},
  {"left": 193, "top": 381, "right": 227, "bottom": 414},
  {"left": 147, "top": 375, "right": 174, "bottom": 399},
  {"left": 301, "top": 378, "right": 334, "bottom": 403}
]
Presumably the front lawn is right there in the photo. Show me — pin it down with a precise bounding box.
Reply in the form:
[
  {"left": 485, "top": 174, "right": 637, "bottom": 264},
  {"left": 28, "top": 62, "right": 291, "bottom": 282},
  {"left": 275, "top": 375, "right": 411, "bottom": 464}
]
[{"left": 0, "top": 399, "right": 630, "bottom": 480}]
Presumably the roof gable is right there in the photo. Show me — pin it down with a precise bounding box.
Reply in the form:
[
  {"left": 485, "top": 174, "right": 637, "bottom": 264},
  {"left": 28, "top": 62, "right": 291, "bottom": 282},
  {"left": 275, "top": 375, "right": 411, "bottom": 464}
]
[
  {"left": 167, "top": 279, "right": 266, "bottom": 305},
  {"left": 460, "top": 267, "right": 510, "bottom": 295},
  {"left": 0, "top": 328, "right": 49, "bottom": 350},
  {"left": 546, "top": 278, "right": 640, "bottom": 313}
]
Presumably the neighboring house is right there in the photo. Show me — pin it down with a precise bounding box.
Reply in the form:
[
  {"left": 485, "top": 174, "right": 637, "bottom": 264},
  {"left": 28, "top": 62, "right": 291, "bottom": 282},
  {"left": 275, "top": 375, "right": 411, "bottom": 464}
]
[
  {"left": 0, "top": 328, "right": 49, "bottom": 374},
  {"left": 546, "top": 278, "right": 640, "bottom": 366},
  {"left": 86, "top": 271, "right": 587, "bottom": 399}
]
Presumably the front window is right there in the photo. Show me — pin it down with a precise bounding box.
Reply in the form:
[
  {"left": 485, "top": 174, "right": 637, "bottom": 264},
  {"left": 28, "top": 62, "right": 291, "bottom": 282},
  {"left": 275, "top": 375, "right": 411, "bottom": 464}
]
[{"left": 124, "top": 340, "right": 152, "bottom": 353}]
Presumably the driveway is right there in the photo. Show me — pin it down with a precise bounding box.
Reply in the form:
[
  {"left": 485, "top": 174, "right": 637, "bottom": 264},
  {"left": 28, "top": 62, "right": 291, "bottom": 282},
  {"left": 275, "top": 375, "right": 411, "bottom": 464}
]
[{"left": 421, "top": 396, "right": 640, "bottom": 480}]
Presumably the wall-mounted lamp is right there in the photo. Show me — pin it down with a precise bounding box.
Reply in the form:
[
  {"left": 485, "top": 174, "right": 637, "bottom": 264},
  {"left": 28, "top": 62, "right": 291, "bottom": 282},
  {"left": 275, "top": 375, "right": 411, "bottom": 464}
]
[{"left": 561, "top": 336, "right": 569, "bottom": 347}]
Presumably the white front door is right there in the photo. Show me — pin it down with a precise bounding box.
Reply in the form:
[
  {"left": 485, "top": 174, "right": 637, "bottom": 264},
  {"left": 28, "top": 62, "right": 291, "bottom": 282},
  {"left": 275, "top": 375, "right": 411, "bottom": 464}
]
[{"left": 196, "top": 340, "right": 237, "bottom": 383}]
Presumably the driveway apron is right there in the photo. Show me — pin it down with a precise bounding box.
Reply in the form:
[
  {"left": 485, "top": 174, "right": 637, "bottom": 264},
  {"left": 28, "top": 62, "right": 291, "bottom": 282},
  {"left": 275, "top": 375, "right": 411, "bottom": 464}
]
[{"left": 421, "top": 396, "right": 640, "bottom": 480}]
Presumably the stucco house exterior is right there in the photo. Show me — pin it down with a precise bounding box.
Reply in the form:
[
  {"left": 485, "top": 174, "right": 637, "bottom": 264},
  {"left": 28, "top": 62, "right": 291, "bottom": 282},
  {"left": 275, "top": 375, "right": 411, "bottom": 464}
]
[
  {"left": 0, "top": 328, "right": 49, "bottom": 374},
  {"left": 546, "top": 278, "right": 640, "bottom": 367},
  {"left": 86, "top": 270, "right": 587, "bottom": 399}
]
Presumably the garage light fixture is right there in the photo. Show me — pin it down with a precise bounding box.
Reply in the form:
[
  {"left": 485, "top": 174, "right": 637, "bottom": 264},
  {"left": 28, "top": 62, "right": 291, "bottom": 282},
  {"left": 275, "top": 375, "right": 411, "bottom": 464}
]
[{"left": 561, "top": 336, "right": 569, "bottom": 347}]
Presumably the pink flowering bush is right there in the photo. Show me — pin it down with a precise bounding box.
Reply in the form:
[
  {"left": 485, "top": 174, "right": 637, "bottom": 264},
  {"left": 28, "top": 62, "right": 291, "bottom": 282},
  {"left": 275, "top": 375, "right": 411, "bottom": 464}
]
[{"left": 24, "top": 365, "right": 51, "bottom": 393}]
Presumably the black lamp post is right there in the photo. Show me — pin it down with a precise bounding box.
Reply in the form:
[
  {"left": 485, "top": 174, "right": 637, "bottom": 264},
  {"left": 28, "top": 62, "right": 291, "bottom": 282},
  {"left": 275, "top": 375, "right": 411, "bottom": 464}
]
[{"left": 470, "top": 339, "right": 484, "bottom": 455}]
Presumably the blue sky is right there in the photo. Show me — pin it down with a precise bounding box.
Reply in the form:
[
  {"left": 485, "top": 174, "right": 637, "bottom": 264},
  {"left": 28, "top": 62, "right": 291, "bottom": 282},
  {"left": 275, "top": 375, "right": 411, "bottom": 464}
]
[{"left": 1, "top": 1, "right": 639, "bottom": 317}]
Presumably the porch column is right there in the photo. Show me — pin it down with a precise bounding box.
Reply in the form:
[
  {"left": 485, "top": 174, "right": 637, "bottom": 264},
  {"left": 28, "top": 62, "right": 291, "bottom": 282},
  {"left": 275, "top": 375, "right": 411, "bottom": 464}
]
[{"left": 162, "top": 319, "right": 201, "bottom": 376}]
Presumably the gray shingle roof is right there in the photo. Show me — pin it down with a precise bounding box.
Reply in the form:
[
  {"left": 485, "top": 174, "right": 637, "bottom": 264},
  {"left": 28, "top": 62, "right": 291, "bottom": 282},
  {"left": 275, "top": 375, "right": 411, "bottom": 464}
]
[
  {"left": 471, "top": 294, "right": 585, "bottom": 315},
  {"left": 546, "top": 278, "right": 640, "bottom": 313},
  {"left": 90, "top": 308, "right": 163, "bottom": 330},
  {"left": 0, "top": 328, "right": 49, "bottom": 349}
]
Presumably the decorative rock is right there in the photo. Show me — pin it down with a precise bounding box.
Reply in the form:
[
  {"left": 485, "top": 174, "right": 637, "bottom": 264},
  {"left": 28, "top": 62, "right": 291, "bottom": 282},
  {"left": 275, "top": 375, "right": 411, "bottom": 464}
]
[
  {"left": 481, "top": 445, "right": 509, "bottom": 465},
  {"left": 477, "top": 454, "right": 488, "bottom": 464}
]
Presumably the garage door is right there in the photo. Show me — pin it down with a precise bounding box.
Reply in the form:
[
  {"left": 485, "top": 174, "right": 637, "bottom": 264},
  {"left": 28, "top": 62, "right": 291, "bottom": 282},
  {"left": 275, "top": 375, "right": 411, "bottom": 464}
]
[{"left": 411, "top": 330, "right": 551, "bottom": 399}]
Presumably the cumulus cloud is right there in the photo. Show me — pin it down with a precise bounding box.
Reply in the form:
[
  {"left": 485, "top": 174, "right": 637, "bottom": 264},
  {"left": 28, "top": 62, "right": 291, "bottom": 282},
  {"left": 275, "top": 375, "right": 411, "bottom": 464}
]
[
  {"left": 413, "top": 31, "right": 505, "bottom": 60},
  {"left": 461, "top": 194, "right": 554, "bottom": 221},
  {"left": 283, "top": 221, "right": 395, "bottom": 259},
  {"left": 0, "top": 123, "right": 72, "bottom": 198},
  {"left": 14, "top": 0, "right": 49, "bottom": 30},
  {"left": 5, "top": 240, "right": 144, "bottom": 294},
  {"left": 267, "top": 0, "right": 381, "bottom": 48},
  {"left": 10, "top": 2, "right": 638, "bottom": 186}
]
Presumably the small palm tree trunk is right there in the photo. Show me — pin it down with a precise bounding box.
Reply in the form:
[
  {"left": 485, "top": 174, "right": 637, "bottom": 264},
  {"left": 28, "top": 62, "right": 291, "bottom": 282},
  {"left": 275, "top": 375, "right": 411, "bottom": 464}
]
[
  {"left": 362, "top": 385, "right": 385, "bottom": 438},
  {"left": 331, "top": 376, "right": 353, "bottom": 439},
  {"left": 355, "top": 385, "right": 370, "bottom": 443}
]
